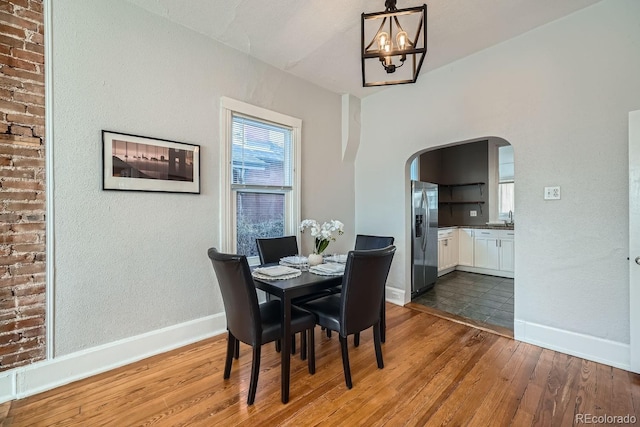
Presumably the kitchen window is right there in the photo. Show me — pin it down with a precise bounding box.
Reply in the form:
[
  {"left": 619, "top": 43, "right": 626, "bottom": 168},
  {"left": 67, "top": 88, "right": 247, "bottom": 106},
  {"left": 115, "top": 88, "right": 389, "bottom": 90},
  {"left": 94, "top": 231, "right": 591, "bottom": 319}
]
[
  {"left": 220, "top": 98, "right": 301, "bottom": 264},
  {"left": 497, "top": 145, "right": 514, "bottom": 221}
]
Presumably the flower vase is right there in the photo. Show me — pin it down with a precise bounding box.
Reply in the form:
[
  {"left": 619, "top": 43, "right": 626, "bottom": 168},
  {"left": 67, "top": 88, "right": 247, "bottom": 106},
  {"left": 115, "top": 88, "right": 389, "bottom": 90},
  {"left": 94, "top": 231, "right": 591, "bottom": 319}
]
[{"left": 308, "top": 253, "right": 323, "bottom": 266}]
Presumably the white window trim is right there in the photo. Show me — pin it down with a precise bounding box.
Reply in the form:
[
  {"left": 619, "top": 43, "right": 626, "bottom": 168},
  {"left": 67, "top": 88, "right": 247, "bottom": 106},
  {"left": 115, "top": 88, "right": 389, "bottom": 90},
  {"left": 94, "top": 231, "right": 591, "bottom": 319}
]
[{"left": 220, "top": 97, "right": 302, "bottom": 262}]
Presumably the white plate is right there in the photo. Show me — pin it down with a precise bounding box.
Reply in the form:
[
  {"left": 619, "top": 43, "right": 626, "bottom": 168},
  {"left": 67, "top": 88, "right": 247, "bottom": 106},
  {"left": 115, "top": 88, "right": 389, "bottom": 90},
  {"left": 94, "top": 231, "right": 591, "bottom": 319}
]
[
  {"left": 253, "top": 265, "right": 299, "bottom": 277},
  {"left": 252, "top": 270, "right": 301, "bottom": 281},
  {"left": 324, "top": 254, "right": 347, "bottom": 264}
]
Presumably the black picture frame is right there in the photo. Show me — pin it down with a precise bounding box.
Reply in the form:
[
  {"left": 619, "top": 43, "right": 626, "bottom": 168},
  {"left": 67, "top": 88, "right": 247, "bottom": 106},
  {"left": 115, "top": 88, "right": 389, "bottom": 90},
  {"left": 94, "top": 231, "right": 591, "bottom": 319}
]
[{"left": 102, "top": 130, "right": 200, "bottom": 194}]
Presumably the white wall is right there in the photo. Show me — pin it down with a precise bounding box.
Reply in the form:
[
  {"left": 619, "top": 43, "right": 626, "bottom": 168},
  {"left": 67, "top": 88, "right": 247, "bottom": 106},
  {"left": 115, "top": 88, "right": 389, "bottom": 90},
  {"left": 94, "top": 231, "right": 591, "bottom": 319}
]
[
  {"left": 51, "top": 0, "right": 354, "bottom": 356},
  {"left": 357, "top": 0, "right": 640, "bottom": 366}
]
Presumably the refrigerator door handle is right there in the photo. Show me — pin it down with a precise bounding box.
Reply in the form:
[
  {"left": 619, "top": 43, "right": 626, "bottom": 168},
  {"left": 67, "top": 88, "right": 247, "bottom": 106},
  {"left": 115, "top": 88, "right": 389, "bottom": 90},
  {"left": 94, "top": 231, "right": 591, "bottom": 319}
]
[{"left": 422, "top": 189, "right": 428, "bottom": 252}]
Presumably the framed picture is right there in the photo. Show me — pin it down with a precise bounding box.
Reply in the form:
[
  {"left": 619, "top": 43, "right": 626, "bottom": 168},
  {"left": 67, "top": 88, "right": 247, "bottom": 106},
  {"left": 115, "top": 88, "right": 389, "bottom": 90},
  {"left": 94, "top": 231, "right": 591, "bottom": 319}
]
[{"left": 102, "top": 131, "right": 200, "bottom": 194}]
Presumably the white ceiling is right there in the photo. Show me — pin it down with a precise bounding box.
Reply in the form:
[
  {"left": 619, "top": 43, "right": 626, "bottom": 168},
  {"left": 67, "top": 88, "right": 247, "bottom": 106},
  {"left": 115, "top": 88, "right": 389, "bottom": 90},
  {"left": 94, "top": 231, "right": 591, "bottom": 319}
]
[{"left": 125, "top": 0, "right": 601, "bottom": 98}]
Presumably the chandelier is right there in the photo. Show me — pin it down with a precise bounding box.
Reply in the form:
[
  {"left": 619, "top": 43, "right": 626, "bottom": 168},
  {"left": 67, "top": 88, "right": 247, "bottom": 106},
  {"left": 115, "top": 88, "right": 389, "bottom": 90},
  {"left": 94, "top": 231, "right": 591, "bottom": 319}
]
[{"left": 361, "top": 0, "right": 427, "bottom": 87}]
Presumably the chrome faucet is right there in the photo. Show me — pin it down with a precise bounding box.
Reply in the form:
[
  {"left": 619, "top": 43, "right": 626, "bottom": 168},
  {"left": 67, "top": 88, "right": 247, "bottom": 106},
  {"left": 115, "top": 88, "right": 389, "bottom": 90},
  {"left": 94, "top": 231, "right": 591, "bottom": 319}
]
[{"left": 507, "top": 210, "right": 513, "bottom": 225}]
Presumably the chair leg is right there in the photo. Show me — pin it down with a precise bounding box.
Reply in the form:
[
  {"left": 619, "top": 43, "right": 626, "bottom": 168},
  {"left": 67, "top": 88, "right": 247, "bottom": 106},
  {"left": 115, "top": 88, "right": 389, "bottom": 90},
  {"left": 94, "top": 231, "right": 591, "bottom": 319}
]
[
  {"left": 381, "top": 301, "right": 386, "bottom": 343},
  {"left": 292, "top": 335, "right": 296, "bottom": 354},
  {"left": 301, "top": 330, "right": 307, "bottom": 361},
  {"left": 308, "top": 327, "right": 315, "bottom": 375},
  {"left": 354, "top": 332, "right": 360, "bottom": 347},
  {"left": 373, "top": 322, "right": 384, "bottom": 369},
  {"left": 234, "top": 337, "right": 240, "bottom": 359},
  {"left": 224, "top": 332, "right": 235, "bottom": 379},
  {"left": 275, "top": 340, "right": 281, "bottom": 352},
  {"left": 339, "top": 335, "right": 352, "bottom": 389},
  {"left": 326, "top": 329, "right": 332, "bottom": 338},
  {"left": 247, "top": 345, "right": 261, "bottom": 405}
]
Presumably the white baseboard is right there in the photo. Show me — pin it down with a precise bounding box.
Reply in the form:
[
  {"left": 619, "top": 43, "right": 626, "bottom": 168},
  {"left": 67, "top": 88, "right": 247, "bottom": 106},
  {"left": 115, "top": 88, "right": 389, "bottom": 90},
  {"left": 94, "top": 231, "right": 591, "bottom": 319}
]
[
  {"left": 385, "top": 285, "right": 405, "bottom": 306},
  {"left": 0, "top": 313, "right": 227, "bottom": 403},
  {"left": 514, "top": 319, "right": 630, "bottom": 371},
  {"left": 455, "top": 265, "right": 514, "bottom": 279}
]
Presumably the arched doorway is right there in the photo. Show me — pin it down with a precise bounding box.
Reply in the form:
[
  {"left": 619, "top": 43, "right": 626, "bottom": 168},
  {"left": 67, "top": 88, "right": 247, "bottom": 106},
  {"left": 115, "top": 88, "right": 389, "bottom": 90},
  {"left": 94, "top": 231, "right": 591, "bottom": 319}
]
[{"left": 406, "top": 137, "right": 515, "bottom": 336}]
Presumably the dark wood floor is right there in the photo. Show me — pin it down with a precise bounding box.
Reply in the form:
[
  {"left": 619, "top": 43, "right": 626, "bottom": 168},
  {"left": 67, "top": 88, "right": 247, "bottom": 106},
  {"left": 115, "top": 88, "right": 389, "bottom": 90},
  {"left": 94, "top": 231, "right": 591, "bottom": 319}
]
[{"left": 1, "top": 304, "right": 638, "bottom": 426}]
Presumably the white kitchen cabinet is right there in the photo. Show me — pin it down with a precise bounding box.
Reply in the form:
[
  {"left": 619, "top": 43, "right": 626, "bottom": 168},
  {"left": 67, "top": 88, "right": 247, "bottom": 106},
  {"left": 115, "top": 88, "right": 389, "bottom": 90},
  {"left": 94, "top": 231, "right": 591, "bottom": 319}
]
[
  {"left": 458, "top": 228, "right": 474, "bottom": 266},
  {"left": 473, "top": 229, "right": 514, "bottom": 274},
  {"left": 438, "top": 228, "right": 458, "bottom": 274}
]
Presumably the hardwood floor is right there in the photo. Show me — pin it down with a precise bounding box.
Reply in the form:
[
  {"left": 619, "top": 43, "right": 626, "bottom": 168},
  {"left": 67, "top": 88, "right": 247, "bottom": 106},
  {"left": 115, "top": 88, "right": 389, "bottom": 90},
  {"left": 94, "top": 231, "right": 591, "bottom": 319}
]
[{"left": 2, "top": 304, "right": 638, "bottom": 426}]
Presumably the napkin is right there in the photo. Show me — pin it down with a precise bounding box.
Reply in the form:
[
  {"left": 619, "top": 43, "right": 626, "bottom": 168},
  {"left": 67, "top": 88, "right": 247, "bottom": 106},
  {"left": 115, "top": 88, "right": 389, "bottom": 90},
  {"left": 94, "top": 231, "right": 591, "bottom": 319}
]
[
  {"left": 311, "top": 262, "right": 345, "bottom": 274},
  {"left": 254, "top": 265, "right": 299, "bottom": 277}
]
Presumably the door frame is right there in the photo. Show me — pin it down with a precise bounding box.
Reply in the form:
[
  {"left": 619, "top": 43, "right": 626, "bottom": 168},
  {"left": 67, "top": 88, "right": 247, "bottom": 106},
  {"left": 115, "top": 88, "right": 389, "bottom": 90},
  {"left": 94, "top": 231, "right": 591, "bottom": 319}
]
[{"left": 630, "top": 110, "right": 640, "bottom": 373}]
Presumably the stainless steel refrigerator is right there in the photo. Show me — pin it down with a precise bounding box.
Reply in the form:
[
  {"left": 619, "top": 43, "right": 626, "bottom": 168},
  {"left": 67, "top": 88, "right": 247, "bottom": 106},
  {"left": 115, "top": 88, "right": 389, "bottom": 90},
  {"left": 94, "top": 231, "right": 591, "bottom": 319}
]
[{"left": 411, "top": 180, "right": 438, "bottom": 296}]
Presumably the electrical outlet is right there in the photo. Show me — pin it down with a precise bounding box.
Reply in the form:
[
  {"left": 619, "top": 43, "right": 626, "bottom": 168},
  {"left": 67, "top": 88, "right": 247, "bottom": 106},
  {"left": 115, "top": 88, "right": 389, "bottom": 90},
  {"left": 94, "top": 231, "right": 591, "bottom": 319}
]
[
  {"left": 544, "top": 186, "right": 561, "bottom": 200},
  {"left": 470, "top": 210, "right": 477, "bottom": 217}
]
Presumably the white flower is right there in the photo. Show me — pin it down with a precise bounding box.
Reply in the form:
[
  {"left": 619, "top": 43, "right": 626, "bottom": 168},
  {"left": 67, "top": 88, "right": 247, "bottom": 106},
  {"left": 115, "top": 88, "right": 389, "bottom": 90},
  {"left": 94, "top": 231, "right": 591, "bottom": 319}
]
[{"left": 300, "top": 218, "right": 345, "bottom": 254}]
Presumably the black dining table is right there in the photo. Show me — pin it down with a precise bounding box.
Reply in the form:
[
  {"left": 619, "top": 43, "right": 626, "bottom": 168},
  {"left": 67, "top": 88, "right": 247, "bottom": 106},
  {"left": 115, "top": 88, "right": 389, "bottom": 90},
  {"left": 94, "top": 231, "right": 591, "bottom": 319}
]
[{"left": 252, "top": 266, "right": 342, "bottom": 403}]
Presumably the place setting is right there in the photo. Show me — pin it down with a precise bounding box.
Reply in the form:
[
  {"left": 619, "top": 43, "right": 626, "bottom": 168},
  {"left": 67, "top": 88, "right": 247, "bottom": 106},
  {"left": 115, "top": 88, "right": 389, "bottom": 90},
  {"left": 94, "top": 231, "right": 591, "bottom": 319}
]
[{"left": 252, "top": 265, "right": 302, "bottom": 281}]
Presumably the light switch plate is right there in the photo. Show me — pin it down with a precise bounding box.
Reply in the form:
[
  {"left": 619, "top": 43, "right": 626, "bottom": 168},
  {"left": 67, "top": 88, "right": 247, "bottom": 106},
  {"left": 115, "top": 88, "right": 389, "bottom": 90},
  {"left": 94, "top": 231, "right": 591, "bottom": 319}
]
[
  {"left": 470, "top": 210, "right": 477, "bottom": 217},
  {"left": 544, "top": 186, "right": 561, "bottom": 200}
]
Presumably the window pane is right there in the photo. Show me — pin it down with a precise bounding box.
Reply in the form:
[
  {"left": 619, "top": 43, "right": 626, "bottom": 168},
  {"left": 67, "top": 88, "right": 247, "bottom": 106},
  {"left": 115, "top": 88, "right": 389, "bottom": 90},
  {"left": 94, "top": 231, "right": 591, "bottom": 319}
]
[
  {"left": 236, "top": 192, "right": 285, "bottom": 257},
  {"left": 498, "top": 182, "right": 515, "bottom": 216},
  {"left": 232, "top": 115, "right": 292, "bottom": 187}
]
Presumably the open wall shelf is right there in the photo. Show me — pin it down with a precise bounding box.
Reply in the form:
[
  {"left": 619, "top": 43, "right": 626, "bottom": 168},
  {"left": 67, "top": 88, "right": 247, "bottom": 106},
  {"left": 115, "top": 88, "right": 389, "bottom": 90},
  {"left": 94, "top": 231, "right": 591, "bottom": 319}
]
[{"left": 438, "top": 201, "right": 485, "bottom": 215}]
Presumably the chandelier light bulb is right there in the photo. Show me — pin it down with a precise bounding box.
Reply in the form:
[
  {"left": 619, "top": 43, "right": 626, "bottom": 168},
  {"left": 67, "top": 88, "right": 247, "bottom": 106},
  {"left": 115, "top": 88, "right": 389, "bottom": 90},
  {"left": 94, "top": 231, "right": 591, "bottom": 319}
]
[
  {"left": 377, "top": 31, "right": 389, "bottom": 51},
  {"left": 396, "top": 31, "right": 408, "bottom": 50}
]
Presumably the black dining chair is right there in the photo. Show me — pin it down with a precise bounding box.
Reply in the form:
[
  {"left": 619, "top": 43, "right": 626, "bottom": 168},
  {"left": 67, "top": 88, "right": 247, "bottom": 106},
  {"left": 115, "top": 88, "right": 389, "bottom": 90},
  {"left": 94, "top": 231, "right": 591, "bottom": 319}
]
[
  {"left": 298, "top": 245, "right": 396, "bottom": 389},
  {"left": 353, "top": 234, "right": 395, "bottom": 346},
  {"left": 207, "top": 247, "right": 316, "bottom": 405},
  {"left": 326, "top": 234, "right": 395, "bottom": 344},
  {"left": 256, "top": 236, "right": 334, "bottom": 353}
]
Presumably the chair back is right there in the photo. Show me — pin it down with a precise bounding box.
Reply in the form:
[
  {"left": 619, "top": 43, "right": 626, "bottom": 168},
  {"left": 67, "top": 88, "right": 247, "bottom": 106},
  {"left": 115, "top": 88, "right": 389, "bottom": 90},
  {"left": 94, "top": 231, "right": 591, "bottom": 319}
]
[
  {"left": 207, "top": 248, "right": 261, "bottom": 346},
  {"left": 340, "top": 245, "right": 396, "bottom": 336},
  {"left": 256, "top": 236, "right": 299, "bottom": 264},
  {"left": 354, "top": 234, "right": 395, "bottom": 250}
]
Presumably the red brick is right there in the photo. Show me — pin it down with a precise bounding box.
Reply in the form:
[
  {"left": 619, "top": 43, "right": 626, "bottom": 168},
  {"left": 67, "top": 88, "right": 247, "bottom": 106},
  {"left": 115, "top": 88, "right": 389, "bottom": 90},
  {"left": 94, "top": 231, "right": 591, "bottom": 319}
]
[
  {"left": 26, "top": 31, "right": 42, "bottom": 45},
  {"left": 0, "top": 98, "right": 25, "bottom": 113},
  {"left": 12, "top": 91, "right": 42, "bottom": 105},
  {"left": 0, "top": 144, "right": 40, "bottom": 156},
  {"left": 0, "top": 44, "right": 10, "bottom": 56},
  {"left": 22, "top": 213, "right": 44, "bottom": 221},
  {"left": 0, "top": 75, "right": 24, "bottom": 89},
  {"left": 0, "top": 65, "right": 43, "bottom": 83},
  {"left": 10, "top": 223, "right": 43, "bottom": 232},
  {"left": 20, "top": 81, "right": 43, "bottom": 95},
  {"left": 8, "top": 124, "right": 33, "bottom": 136},
  {"left": 0, "top": 23, "right": 26, "bottom": 39},
  {"left": 0, "top": 275, "right": 33, "bottom": 288},
  {"left": 14, "top": 8, "right": 41, "bottom": 23},
  {"left": 0, "top": 299, "right": 16, "bottom": 310},
  {"left": 0, "top": 168, "right": 34, "bottom": 179},
  {"left": 0, "top": 254, "right": 31, "bottom": 265},
  {"left": 9, "top": 0, "right": 30, "bottom": 9},
  {"left": 12, "top": 243, "right": 44, "bottom": 253},
  {"left": 12, "top": 158, "right": 43, "bottom": 169},
  {"left": 14, "top": 284, "right": 43, "bottom": 298},
  {"left": 0, "top": 53, "right": 37, "bottom": 72},
  {"left": 0, "top": 156, "right": 10, "bottom": 166},
  {"left": 5, "top": 112, "right": 43, "bottom": 126},
  {"left": 0, "top": 124, "right": 8, "bottom": 133},
  {"left": 0, "top": 213, "right": 20, "bottom": 222},
  {"left": 28, "top": 1, "right": 42, "bottom": 14},
  {"left": 0, "top": 333, "right": 21, "bottom": 345},
  {"left": 1, "top": 191, "right": 37, "bottom": 201},
  {"left": 0, "top": 88, "right": 11, "bottom": 99},
  {"left": 20, "top": 323, "right": 44, "bottom": 337},
  {"left": 22, "top": 41, "right": 42, "bottom": 55},
  {"left": 0, "top": 233, "right": 38, "bottom": 244},
  {"left": 0, "top": 33, "right": 24, "bottom": 49},
  {"left": 1, "top": 179, "right": 43, "bottom": 190},
  {"left": 15, "top": 293, "right": 44, "bottom": 307},
  {"left": 0, "top": 3, "right": 14, "bottom": 13},
  {"left": 8, "top": 262, "right": 44, "bottom": 275},
  {"left": 12, "top": 48, "right": 43, "bottom": 65},
  {"left": 25, "top": 105, "right": 43, "bottom": 117},
  {"left": 5, "top": 202, "right": 45, "bottom": 213}
]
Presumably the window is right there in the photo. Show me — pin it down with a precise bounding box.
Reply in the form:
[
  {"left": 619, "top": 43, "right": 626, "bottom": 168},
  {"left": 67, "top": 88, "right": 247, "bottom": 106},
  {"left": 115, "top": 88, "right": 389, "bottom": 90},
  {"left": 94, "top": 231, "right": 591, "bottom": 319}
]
[
  {"left": 221, "top": 98, "right": 301, "bottom": 264},
  {"left": 498, "top": 145, "right": 514, "bottom": 220}
]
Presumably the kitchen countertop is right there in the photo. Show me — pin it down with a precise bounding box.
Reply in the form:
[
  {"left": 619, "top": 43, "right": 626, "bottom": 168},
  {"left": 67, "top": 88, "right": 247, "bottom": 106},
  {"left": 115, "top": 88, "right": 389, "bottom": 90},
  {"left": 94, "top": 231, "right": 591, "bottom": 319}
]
[{"left": 439, "top": 225, "right": 515, "bottom": 230}]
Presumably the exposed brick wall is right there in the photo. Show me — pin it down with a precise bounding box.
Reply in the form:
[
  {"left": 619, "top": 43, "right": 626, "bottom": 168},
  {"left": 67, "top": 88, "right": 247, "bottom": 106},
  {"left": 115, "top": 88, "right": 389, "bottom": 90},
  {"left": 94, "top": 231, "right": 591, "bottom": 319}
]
[{"left": 0, "top": 0, "right": 46, "bottom": 371}]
